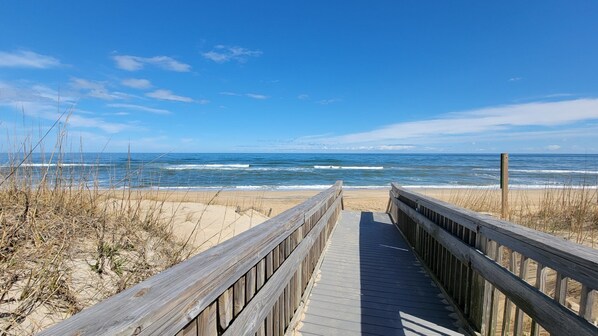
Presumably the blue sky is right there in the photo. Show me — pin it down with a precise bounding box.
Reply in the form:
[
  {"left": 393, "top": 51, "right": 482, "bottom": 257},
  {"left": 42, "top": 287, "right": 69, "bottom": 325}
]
[{"left": 1, "top": 1, "right": 598, "bottom": 153}]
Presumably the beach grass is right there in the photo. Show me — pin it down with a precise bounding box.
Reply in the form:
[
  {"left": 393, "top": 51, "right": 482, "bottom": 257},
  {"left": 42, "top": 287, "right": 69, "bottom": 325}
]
[
  {"left": 2, "top": 115, "right": 597, "bottom": 334},
  {"left": 0, "top": 118, "right": 268, "bottom": 334},
  {"left": 445, "top": 186, "right": 598, "bottom": 247}
]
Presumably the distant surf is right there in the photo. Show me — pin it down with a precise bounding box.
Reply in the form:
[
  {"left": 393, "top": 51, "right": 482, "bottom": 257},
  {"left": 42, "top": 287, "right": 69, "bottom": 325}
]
[{"left": 2, "top": 153, "right": 597, "bottom": 190}]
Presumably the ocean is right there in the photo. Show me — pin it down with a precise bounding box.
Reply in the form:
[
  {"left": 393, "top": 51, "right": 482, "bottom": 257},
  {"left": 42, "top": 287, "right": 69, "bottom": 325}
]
[{"left": 3, "top": 153, "right": 598, "bottom": 190}]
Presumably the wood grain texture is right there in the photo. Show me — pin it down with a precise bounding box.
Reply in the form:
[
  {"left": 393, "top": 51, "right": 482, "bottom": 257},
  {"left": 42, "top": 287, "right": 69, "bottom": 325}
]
[
  {"left": 513, "top": 255, "right": 529, "bottom": 336},
  {"left": 392, "top": 183, "right": 598, "bottom": 290},
  {"left": 221, "top": 195, "right": 342, "bottom": 336},
  {"left": 246, "top": 267, "right": 256, "bottom": 302},
  {"left": 217, "top": 287, "right": 233, "bottom": 330},
  {"left": 392, "top": 195, "right": 598, "bottom": 336},
  {"left": 197, "top": 303, "right": 217, "bottom": 336},
  {"left": 579, "top": 285, "right": 595, "bottom": 320},
  {"left": 39, "top": 182, "right": 341, "bottom": 336},
  {"left": 298, "top": 211, "right": 463, "bottom": 336}
]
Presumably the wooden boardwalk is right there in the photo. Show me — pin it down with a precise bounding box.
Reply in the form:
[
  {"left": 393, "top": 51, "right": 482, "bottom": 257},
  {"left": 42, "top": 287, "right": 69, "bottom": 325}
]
[
  {"left": 297, "top": 211, "right": 464, "bottom": 336},
  {"left": 43, "top": 184, "right": 597, "bottom": 336}
]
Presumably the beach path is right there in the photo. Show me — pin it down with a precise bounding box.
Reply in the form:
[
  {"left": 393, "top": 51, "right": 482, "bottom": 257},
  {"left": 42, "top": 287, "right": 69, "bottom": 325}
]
[{"left": 296, "top": 211, "right": 464, "bottom": 336}]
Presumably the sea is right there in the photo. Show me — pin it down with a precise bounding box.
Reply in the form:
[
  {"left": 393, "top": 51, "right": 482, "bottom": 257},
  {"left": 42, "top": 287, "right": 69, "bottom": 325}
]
[{"left": 2, "top": 153, "right": 598, "bottom": 190}]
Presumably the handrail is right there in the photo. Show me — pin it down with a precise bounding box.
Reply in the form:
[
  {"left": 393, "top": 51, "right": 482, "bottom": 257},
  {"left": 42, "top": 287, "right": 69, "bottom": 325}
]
[
  {"left": 40, "top": 181, "right": 343, "bottom": 336},
  {"left": 388, "top": 183, "right": 597, "bottom": 336}
]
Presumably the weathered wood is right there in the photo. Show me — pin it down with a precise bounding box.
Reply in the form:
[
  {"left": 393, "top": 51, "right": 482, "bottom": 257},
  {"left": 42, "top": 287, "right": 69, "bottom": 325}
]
[
  {"left": 246, "top": 267, "right": 257, "bottom": 302},
  {"left": 197, "top": 303, "right": 217, "bottom": 336},
  {"left": 256, "top": 322, "right": 265, "bottom": 336},
  {"left": 221, "top": 195, "right": 341, "bottom": 336},
  {"left": 278, "top": 294, "right": 284, "bottom": 335},
  {"left": 579, "top": 285, "right": 594, "bottom": 320},
  {"left": 272, "top": 245, "right": 280, "bottom": 271},
  {"left": 530, "top": 263, "right": 547, "bottom": 336},
  {"left": 176, "top": 318, "right": 197, "bottom": 336},
  {"left": 266, "top": 310, "right": 273, "bottom": 336},
  {"left": 40, "top": 182, "right": 342, "bottom": 336},
  {"left": 285, "top": 284, "right": 291, "bottom": 326},
  {"left": 272, "top": 301, "right": 279, "bottom": 336},
  {"left": 234, "top": 276, "right": 246, "bottom": 316},
  {"left": 217, "top": 287, "right": 233, "bottom": 330},
  {"left": 392, "top": 196, "right": 598, "bottom": 336},
  {"left": 256, "top": 259, "right": 265, "bottom": 291},
  {"left": 392, "top": 184, "right": 598, "bottom": 290},
  {"left": 299, "top": 211, "right": 464, "bottom": 336},
  {"left": 554, "top": 272, "right": 568, "bottom": 305},
  {"left": 501, "top": 249, "right": 515, "bottom": 336},
  {"left": 513, "top": 255, "right": 529, "bottom": 336},
  {"left": 489, "top": 244, "right": 503, "bottom": 335},
  {"left": 266, "top": 252, "right": 273, "bottom": 280},
  {"left": 482, "top": 240, "right": 498, "bottom": 336}
]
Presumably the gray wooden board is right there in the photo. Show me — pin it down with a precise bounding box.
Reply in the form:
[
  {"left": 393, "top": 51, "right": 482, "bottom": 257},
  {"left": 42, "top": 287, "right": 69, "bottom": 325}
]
[{"left": 298, "top": 211, "right": 464, "bottom": 336}]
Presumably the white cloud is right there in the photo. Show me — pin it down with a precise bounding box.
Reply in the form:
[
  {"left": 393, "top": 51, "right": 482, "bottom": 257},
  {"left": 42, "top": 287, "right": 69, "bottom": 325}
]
[
  {"left": 509, "top": 77, "right": 522, "bottom": 82},
  {"left": 298, "top": 94, "right": 309, "bottom": 100},
  {"left": 121, "top": 78, "right": 152, "bottom": 89},
  {"left": 1, "top": 102, "right": 130, "bottom": 134},
  {"left": 0, "top": 81, "right": 75, "bottom": 104},
  {"left": 547, "top": 144, "right": 561, "bottom": 151},
  {"left": 202, "top": 45, "right": 262, "bottom": 63},
  {"left": 70, "top": 77, "right": 130, "bottom": 100},
  {"left": 0, "top": 81, "right": 135, "bottom": 134},
  {"left": 303, "top": 98, "right": 598, "bottom": 146},
  {"left": 146, "top": 89, "right": 193, "bottom": 102},
  {"left": 219, "top": 92, "right": 268, "bottom": 100},
  {"left": 0, "top": 50, "right": 61, "bottom": 68},
  {"left": 113, "top": 55, "right": 191, "bottom": 72},
  {"left": 107, "top": 103, "right": 170, "bottom": 115},
  {"left": 245, "top": 93, "right": 268, "bottom": 100},
  {"left": 318, "top": 98, "right": 341, "bottom": 105}
]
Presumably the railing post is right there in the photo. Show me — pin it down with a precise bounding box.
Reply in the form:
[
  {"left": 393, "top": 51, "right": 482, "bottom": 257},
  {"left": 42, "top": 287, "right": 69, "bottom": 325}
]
[{"left": 468, "top": 227, "right": 486, "bottom": 332}]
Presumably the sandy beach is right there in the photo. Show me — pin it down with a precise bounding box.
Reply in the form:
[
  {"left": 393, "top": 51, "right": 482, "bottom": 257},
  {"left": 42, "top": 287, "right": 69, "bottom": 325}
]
[
  {"left": 131, "top": 187, "right": 556, "bottom": 217},
  {"left": 122, "top": 186, "right": 578, "bottom": 252}
]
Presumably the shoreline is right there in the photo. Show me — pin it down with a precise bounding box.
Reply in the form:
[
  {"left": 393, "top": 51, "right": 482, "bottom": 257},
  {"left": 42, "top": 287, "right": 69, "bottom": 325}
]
[
  {"left": 114, "top": 186, "right": 588, "bottom": 218},
  {"left": 102, "top": 184, "right": 598, "bottom": 192}
]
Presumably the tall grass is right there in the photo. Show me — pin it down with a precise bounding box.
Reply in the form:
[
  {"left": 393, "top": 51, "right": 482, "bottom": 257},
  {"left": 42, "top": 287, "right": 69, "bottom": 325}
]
[
  {"left": 447, "top": 186, "right": 598, "bottom": 247},
  {"left": 443, "top": 185, "right": 598, "bottom": 331},
  {"left": 0, "top": 116, "right": 238, "bottom": 334}
]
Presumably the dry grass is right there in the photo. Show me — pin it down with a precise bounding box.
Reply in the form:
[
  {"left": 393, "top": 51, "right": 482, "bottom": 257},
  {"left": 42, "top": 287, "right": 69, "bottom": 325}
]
[
  {"left": 446, "top": 186, "right": 598, "bottom": 247},
  {"left": 444, "top": 186, "right": 598, "bottom": 332},
  {"left": 0, "top": 117, "right": 267, "bottom": 334}
]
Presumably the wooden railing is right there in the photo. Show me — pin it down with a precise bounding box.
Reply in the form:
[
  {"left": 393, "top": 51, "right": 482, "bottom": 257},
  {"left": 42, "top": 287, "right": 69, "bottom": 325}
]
[
  {"left": 388, "top": 183, "right": 598, "bottom": 336},
  {"left": 40, "top": 182, "right": 343, "bottom": 336}
]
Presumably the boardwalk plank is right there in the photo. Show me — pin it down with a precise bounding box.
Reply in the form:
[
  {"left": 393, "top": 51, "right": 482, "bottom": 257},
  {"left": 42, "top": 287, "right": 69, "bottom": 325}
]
[{"left": 297, "top": 211, "right": 463, "bottom": 335}]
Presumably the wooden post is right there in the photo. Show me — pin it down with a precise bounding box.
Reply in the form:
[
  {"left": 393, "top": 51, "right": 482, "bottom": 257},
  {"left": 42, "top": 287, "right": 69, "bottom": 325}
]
[{"left": 500, "top": 153, "right": 509, "bottom": 219}]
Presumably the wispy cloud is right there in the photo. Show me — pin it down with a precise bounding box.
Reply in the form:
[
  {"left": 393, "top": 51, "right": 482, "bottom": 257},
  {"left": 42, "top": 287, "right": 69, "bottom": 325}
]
[
  {"left": 70, "top": 77, "right": 130, "bottom": 100},
  {"left": 113, "top": 55, "right": 191, "bottom": 72},
  {"left": 146, "top": 89, "right": 193, "bottom": 102},
  {"left": 220, "top": 92, "right": 268, "bottom": 100},
  {"left": 245, "top": 93, "right": 268, "bottom": 100},
  {"left": 298, "top": 94, "right": 310, "bottom": 100},
  {"left": 0, "top": 81, "right": 75, "bottom": 104},
  {"left": 1, "top": 101, "right": 130, "bottom": 134},
  {"left": 509, "top": 77, "right": 523, "bottom": 82},
  {"left": 0, "top": 50, "right": 61, "bottom": 68},
  {"left": 107, "top": 103, "right": 170, "bottom": 115},
  {"left": 318, "top": 98, "right": 341, "bottom": 105},
  {"left": 202, "top": 45, "right": 262, "bottom": 63},
  {"left": 300, "top": 98, "right": 598, "bottom": 147},
  {"left": 121, "top": 78, "right": 152, "bottom": 89}
]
